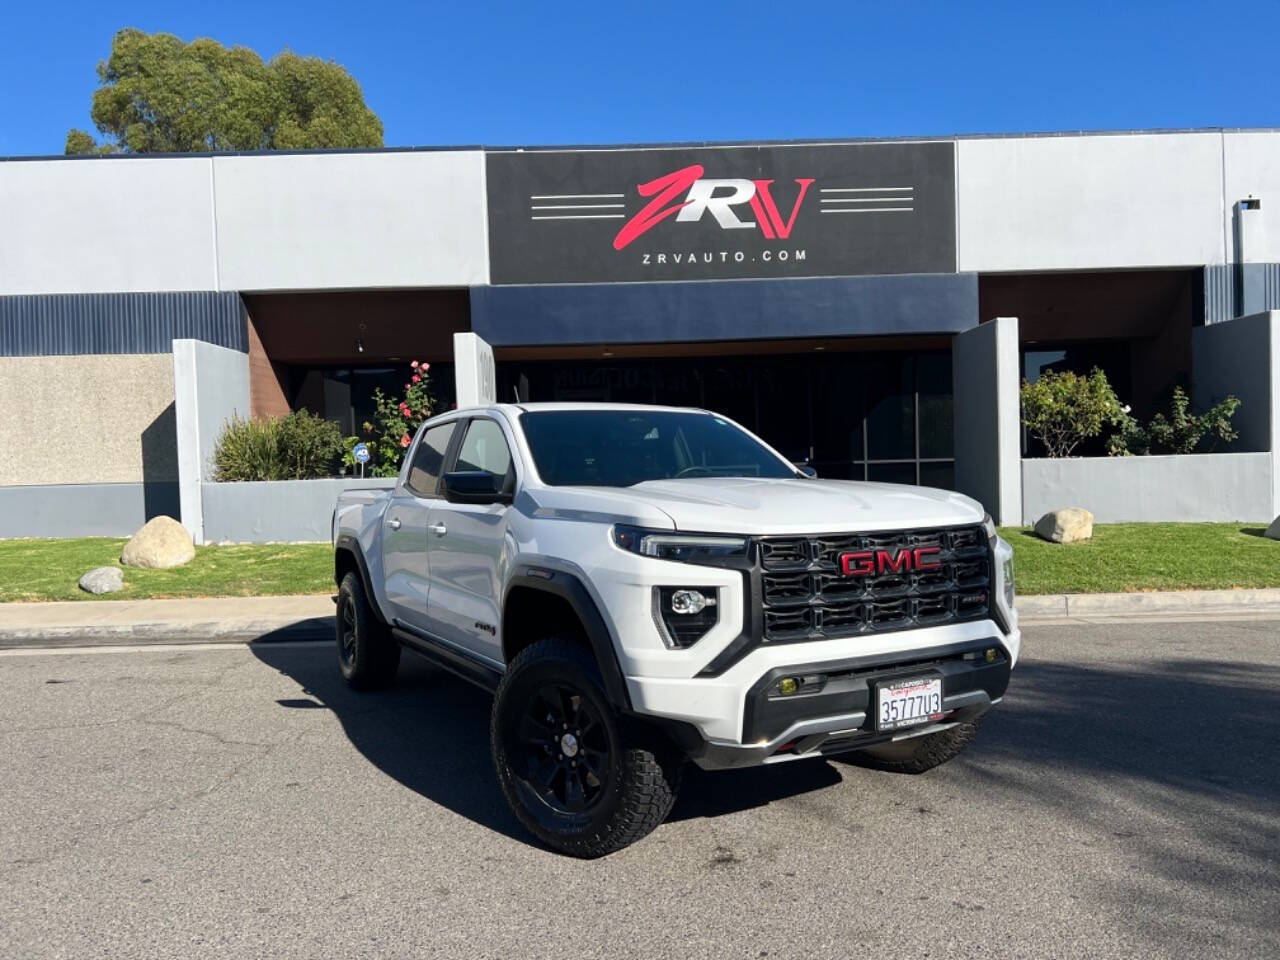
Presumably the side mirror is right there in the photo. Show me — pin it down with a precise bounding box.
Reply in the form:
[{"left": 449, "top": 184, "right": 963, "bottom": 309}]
[
  {"left": 794, "top": 462, "right": 818, "bottom": 479},
  {"left": 442, "top": 471, "right": 512, "bottom": 505}
]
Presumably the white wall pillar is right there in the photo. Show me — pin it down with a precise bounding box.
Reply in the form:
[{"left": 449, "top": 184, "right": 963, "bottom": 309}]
[
  {"left": 952, "top": 316, "right": 1021, "bottom": 525},
  {"left": 454, "top": 332, "right": 496, "bottom": 408},
  {"left": 173, "top": 339, "right": 251, "bottom": 544}
]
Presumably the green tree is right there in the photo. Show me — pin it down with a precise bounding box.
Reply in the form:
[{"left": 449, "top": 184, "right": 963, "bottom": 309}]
[
  {"left": 1109, "top": 386, "right": 1241, "bottom": 456},
  {"left": 65, "top": 29, "right": 383, "bottom": 155}
]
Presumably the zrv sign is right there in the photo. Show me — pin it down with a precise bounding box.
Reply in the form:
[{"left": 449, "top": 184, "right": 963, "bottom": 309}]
[{"left": 486, "top": 141, "right": 955, "bottom": 284}]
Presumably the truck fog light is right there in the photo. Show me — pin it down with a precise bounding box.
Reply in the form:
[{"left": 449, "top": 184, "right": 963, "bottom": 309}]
[
  {"left": 670, "top": 589, "right": 712, "bottom": 615},
  {"left": 985, "top": 648, "right": 997, "bottom": 663},
  {"left": 778, "top": 677, "right": 800, "bottom": 696},
  {"left": 653, "top": 587, "right": 719, "bottom": 649}
]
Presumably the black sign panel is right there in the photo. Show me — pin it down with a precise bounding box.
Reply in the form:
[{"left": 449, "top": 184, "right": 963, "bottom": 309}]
[{"left": 486, "top": 141, "right": 955, "bottom": 285}]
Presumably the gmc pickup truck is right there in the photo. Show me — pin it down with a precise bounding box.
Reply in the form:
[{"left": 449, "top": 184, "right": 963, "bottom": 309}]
[{"left": 332, "top": 403, "right": 1018, "bottom": 857}]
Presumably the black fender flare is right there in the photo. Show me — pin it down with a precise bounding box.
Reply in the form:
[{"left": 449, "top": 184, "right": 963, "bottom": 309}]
[
  {"left": 334, "top": 535, "right": 389, "bottom": 625},
  {"left": 503, "top": 566, "right": 633, "bottom": 713}
]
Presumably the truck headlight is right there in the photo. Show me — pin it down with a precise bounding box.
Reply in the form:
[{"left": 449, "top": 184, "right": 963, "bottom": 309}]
[
  {"left": 982, "top": 513, "right": 997, "bottom": 541},
  {"left": 1003, "top": 556, "right": 1016, "bottom": 608},
  {"left": 613, "top": 525, "right": 749, "bottom": 566}
]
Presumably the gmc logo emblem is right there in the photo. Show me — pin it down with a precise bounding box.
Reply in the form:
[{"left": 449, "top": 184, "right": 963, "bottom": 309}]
[{"left": 840, "top": 546, "right": 943, "bottom": 577}]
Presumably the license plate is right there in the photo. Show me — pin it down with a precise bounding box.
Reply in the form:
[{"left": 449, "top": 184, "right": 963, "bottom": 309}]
[{"left": 876, "top": 676, "right": 943, "bottom": 732}]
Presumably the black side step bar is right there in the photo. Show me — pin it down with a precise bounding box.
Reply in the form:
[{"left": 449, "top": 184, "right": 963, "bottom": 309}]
[{"left": 391, "top": 624, "right": 502, "bottom": 694}]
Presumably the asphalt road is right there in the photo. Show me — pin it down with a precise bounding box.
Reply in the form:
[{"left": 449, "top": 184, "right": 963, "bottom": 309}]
[{"left": 1, "top": 618, "right": 1277, "bottom": 960}]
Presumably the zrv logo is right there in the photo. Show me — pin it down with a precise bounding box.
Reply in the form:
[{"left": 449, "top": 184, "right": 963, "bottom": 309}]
[
  {"left": 614, "top": 164, "right": 814, "bottom": 250},
  {"left": 840, "top": 546, "right": 943, "bottom": 577}
]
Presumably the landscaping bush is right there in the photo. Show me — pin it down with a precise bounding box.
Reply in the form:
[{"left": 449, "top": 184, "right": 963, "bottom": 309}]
[
  {"left": 213, "top": 410, "right": 346, "bottom": 481},
  {"left": 362, "top": 360, "right": 435, "bottom": 477},
  {"left": 1108, "top": 386, "right": 1241, "bottom": 455},
  {"left": 1020, "top": 368, "right": 1127, "bottom": 458}
]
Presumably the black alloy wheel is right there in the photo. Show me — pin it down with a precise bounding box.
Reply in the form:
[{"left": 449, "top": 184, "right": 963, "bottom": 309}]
[
  {"left": 513, "top": 681, "right": 614, "bottom": 816},
  {"left": 491, "top": 638, "right": 681, "bottom": 857}
]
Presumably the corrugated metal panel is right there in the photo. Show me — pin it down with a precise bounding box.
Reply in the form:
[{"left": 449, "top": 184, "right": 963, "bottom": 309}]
[
  {"left": 1260, "top": 262, "right": 1280, "bottom": 310},
  {"left": 1202, "top": 263, "right": 1236, "bottom": 324},
  {"left": 0, "top": 291, "right": 247, "bottom": 357}
]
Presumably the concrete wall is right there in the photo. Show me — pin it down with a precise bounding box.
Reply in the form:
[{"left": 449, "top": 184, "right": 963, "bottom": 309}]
[
  {"left": 0, "top": 353, "right": 177, "bottom": 485},
  {"left": 201, "top": 478, "right": 396, "bottom": 542},
  {"left": 0, "top": 158, "right": 217, "bottom": 295},
  {"left": 1022, "top": 453, "right": 1274, "bottom": 523},
  {"left": 211, "top": 151, "right": 488, "bottom": 290},
  {"left": 953, "top": 317, "right": 1021, "bottom": 524},
  {"left": 0, "top": 151, "right": 488, "bottom": 297},
  {"left": 0, "top": 482, "right": 179, "bottom": 538},
  {"left": 173, "top": 340, "right": 251, "bottom": 543},
  {"left": 1222, "top": 132, "right": 1280, "bottom": 265},
  {"left": 957, "top": 133, "right": 1226, "bottom": 272},
  {"left": 1192, "top": 311, "right": 1277, "bottom": 453}
]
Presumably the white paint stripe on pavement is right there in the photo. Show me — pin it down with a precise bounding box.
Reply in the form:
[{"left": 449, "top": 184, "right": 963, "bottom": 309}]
[{"left": 0, "top": 639, "right": 329, "bottom": 657}]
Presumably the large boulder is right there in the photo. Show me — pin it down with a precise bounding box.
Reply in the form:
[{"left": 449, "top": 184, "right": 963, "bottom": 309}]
[
  {"left": 1266, "top": 516, "right": 1280, "bottom": 541},
  {"left": 1034, "top": 507, "right": 1094, "bottom": 544},
  {"left": 121, "top": 516, "right": 195, "bottom": 569},
  {"left": 79, "top": 566, "right": 124, "bottom": 595}
]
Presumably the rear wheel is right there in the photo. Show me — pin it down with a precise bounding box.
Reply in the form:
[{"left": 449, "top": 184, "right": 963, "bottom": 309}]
[
  {"left": 491, "top": 638, "right": 681, "bottom": 857},
  {"left": 335, "top": 571, "right": 400, "bottom": 690},
  {"left": 853, "top": 718, "right": 983, "bottom": 774}
]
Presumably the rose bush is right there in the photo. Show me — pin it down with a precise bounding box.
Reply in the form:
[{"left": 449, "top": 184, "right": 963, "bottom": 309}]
[{"left": 363, "top": 360, "right": 435, "bottom": 476}]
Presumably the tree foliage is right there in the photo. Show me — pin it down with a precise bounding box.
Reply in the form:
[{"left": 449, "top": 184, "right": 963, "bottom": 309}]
[
  {"left": 66, "top": 29, "right": 383, "bottom": 155},
  {"left": 1020, "top": 367, "right": 1127, "bottom": 458}
]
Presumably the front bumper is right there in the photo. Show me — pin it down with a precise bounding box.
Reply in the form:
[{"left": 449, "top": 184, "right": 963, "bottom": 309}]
[{"left": 627, "top": 628, "right": 1016, "bottom": 769}]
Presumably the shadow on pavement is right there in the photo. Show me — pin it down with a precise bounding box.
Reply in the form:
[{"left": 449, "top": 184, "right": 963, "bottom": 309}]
[{"left": 251, "top": 640, "right": 1280, "bottom": 878}]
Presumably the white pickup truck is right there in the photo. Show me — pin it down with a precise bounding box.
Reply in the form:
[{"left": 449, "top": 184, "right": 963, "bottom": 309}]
[{"left": 332, "top": 403, "right": 1018, "bottom": 857}]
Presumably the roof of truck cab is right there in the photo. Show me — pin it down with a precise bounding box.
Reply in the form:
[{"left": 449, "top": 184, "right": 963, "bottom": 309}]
[{"left": 470, "top": 402, "right": 714, "bottom": 415}]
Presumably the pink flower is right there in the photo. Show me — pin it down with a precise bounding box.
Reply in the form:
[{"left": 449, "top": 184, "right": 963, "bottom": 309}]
[
  {"left": 400, "top": 434, "right": 411, "bottom": 447},
  {"left": 404, "top": 383, "right": 411, "bottom": 390},
  {"left": 402, "top": 408, "right": 411, "bottom": 417},
  {"left": 421, "top": 363, "right": 430, "bottom": 372},
  {"left": 410, "top": 360, "right": 419, "bottom": 368},
  {"left": 411, "top": 374, "right": 420, "bottom": 383}
]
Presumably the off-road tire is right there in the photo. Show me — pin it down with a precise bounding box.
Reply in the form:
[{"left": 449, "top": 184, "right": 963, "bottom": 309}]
[
  {"left": 491, "top": 638, "right": 681, "bottom": 858},
  {"left": 335, "top": 572, "right": 400, "bottom": 690},
  {"left": 853, "top": 718, "right": 984, "bottom": 774}
]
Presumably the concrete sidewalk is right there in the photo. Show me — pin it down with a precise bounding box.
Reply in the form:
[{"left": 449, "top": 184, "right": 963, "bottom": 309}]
[
  {"left": 0, "top": 595, "right": 334, "bottom": 646},
  {"left": 2, "top": 588, "right": 1280, "bottom": 647}
]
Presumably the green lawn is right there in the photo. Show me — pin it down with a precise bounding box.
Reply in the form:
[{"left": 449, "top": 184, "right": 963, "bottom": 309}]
[
  {"left": 999, "top": 523, "right": 1280, "bottom": 595},
  {"left": 0, "top": 538, "right": 333, "bottom": 603},
  {"left": 1, "top": 524, "right": 1278, "bottom": 603}
]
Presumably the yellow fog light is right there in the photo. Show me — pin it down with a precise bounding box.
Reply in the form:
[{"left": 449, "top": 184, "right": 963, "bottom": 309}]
[
  {"left": 778, "top": 677, "right": 800, "bottom": 696},
  {"left": 985, "top": 648, "right": 997, "bottom": 663}
]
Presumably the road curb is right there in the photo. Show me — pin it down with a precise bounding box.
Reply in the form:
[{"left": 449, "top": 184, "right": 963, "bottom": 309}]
[
  {"left": 1017, "top": 587, "right": 1280, "bottom": 622},
  {"left": 2, "top": 587, "right": 1280, "bottom": 647}
]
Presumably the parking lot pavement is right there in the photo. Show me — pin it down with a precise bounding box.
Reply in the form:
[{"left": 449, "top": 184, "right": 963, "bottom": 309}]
[{"left": 1, "top": 620, "right": 1276, "bottom": 960}]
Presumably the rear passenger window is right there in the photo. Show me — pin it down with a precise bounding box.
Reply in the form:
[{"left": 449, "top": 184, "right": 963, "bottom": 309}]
[
  {"left": 406, "top": 422, "right": 455, "bottom": 497},
  {"left": 456, "top": 419, "right": 513, "bottom": 479}
]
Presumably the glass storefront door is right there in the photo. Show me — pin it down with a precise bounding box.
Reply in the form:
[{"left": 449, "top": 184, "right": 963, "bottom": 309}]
[{"left": 498, "top": 349, "right": 955, "bottom": 489}]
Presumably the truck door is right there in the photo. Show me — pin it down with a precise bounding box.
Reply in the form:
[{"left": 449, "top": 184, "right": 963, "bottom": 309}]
[
  {"left": 382, "top": 419, "right": 458, "bottom": 627},
  {"left": 421, "top": 416, "right": 515, "bottom": 664}
]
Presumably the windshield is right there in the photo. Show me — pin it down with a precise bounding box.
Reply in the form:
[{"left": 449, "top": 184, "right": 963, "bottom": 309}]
[{"left": 519, "top": 410, "right": 796, "bottom": 487}]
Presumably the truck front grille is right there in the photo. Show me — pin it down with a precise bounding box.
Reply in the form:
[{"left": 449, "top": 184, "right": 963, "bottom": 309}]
[{"left": 757, "top": 525, "right": 991, "bottom": 642}]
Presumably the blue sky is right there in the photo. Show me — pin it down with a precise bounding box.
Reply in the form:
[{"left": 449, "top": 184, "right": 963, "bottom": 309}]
[{"left": 2, "top": 0, "right": 1277, "bottom": 156}]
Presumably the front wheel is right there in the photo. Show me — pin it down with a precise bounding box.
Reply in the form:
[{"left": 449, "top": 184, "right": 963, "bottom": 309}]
[
  {"left": 491, "top": 638, "right": 681, "bottom": 857},
  {"left": 853, "top": 718, "right": 983, "bottom": 774}
]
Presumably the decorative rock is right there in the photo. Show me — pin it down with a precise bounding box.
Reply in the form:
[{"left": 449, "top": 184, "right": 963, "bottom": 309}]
[
  {"left": 1266, "top": 516, "right": 1280, "bottom": 541},
  {"left": 78, "top": 566, "right": 125, "bottom": 594},
  {"left": 121, "top": 516, "right": 195, "bottom": 569},
  {"left": 1034, "top": 507, "right": 1094, "bottom": 544}
]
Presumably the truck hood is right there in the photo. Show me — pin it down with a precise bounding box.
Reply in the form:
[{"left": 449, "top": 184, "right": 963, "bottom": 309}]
[{"left": 526, "top": 478, "right": 984, "bottom": 535}]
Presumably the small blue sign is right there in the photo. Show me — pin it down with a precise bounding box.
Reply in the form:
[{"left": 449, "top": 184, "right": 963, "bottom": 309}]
[{"left": 353, "top": 442, "right": 371, "bottom": 464}]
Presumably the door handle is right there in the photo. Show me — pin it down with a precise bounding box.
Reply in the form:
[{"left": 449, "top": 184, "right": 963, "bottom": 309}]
[
  {"left": 387, "top": 518, "right": 401, "bottom": 530},
  {"left": 428, "top": 522, "right": 448, "bottom": 536}
]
